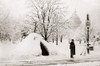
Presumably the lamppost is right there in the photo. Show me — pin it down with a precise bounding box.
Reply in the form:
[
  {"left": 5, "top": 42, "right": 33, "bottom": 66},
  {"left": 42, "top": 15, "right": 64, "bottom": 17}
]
[{"left": 86, "top": 14, "right": 91, "bottom": 54}]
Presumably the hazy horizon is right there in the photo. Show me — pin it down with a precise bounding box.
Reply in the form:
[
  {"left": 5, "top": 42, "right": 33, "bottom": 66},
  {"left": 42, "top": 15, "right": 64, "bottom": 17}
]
[{"left": 0, "top": 0, "right": 100, "bottom": 30}]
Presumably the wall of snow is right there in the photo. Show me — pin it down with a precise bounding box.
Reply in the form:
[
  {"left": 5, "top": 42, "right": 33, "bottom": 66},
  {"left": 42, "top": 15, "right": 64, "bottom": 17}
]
[
  {"left": 0, "top": 33, "right": 71, "bottom": 60},
  {"left": 11, "top": 33, "right": 43, "bottom": 59},
  {"left": 0, "top": 33, "right": 43, "bottom": 60},
  {"left": 1, "top": 33, "right": 93, "bottom": 60},
  {"left": 0, "top": 33, "right": 69, "bottom": 60}
]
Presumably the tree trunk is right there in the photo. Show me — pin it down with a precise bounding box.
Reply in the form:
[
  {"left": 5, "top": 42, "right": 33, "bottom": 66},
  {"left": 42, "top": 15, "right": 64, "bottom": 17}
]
[
  {"left": 44, "top": 37, "right": 48, "bottom": 41},
  {"left": 52, "top": 37, "right": 54, "bottom": 43},
  {"left": 34, "top": 22, "right": 37, "bottom": 33},
  {"left": 60, "top": 35, "right": 63, "bottom": 42},
  {"left": 56, "top": 34, "right": 58, "bottom": 45}
]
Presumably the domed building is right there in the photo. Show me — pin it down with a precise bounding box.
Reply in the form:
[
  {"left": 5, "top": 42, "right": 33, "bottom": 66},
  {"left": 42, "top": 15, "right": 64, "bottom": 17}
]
[
  {"left": 68, "top": 11, "right": 82, "bottom": 29},
  {"left": 67, "top": 11, "right": 82, "bottom": 39}
]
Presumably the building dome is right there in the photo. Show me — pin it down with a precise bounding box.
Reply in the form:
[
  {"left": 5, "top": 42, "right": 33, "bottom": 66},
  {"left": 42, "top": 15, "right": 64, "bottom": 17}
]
[{"left": 68, "top": 11, "right": 81, "bottom": 29}]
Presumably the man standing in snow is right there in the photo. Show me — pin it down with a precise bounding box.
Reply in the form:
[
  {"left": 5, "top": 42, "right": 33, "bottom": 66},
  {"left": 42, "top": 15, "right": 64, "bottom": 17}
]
[{"left": 70, "top": 39, "right": 76, "bottom": 58}]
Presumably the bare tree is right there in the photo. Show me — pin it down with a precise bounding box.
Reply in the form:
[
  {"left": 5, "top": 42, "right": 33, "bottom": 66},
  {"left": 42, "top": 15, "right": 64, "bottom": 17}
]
[{"left": 27, "top": 0, "right": 66, "bottom": 41}]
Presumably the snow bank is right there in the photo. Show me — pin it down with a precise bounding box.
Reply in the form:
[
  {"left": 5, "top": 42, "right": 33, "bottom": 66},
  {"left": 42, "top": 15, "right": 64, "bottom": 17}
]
[
  {"left": 0, "top": 42, "right": 15, "bottom": 59},
  {"left": 1, "top": 33, "right": 100, "bottom": 60},
  {"left": 0, "top": 33, "right": 69, "bottom": 60},
  {"left": 40, "top": 39, "right": 70, "bottom": 56},
  {"left": 11, "top": 33, "right": 43, "bottom": 59},
  {"left": 0, "top": 33, "right": 43, "bottom": 60}
]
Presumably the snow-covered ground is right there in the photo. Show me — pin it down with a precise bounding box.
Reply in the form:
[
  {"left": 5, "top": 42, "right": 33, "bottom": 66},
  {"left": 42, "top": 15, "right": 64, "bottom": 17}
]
[
  {"left": 48, "top": 61, "right": 100, "bottom": 66},
  {"left": 0, "top": 33, "right": 70, "bottom": 60},
  {"left": 0, "top": 33, "right": 100, "bottom": 66}
]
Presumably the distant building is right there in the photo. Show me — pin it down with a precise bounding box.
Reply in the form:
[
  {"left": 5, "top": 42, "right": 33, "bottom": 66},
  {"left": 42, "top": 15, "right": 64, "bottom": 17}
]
[
  {"left": 66, "top": 11, "right": 82, "bottom": 39},
  {"left": 68, "top": 11, "right": 82, "bottom": 29}
]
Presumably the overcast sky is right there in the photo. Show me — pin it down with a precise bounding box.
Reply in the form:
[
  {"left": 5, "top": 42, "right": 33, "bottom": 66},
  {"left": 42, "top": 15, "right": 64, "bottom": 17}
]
[
  {"left": 0, "top": 0, "right": 100, "bottom": 30},
  {"left": 62, "top": 0, "right": 100, "bottom": 29}
]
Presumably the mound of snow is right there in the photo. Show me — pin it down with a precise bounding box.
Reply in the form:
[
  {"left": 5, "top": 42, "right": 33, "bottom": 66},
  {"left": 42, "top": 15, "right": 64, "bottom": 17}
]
[
  {"left": 12, "top": 33, "right": 44, "bottom": 59},
  {"left": 41, "top": 40, "right": 70, "bottom": 56},
  {"left": 0, "top": 33, "right": 45, "bottom": 60},
  {"left": 0, "top": 33, "right": 70, "bottom": 60},
  {"left": 0, "top": 43, "right": 16, "bottom": 59},
  {"left": 1, "top": 33, "right": 67, "bottom": 60},
  {"left": 1, "top": 33, "right": 91, "bottom": 60}
]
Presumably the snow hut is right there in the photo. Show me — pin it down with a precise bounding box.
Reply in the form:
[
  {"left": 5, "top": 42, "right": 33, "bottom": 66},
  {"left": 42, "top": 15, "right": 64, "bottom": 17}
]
[{"left": 17, "top": 33, "right": 49, "bottom": 56}]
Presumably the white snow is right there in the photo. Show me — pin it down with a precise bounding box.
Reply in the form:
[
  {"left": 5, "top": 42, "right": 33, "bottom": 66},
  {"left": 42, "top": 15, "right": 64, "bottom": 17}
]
[
  {"left": 0, "top": 33, "right": 70, "bottom": 60},
  {"left": 11, "top": 33, "right": 43, "bottom": 59},
  {"left": 0, "top": 33, "right": 44, "bottom": 60},
  {"left": 0, "top": 33, "right": 100, "bottom": 66}
]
